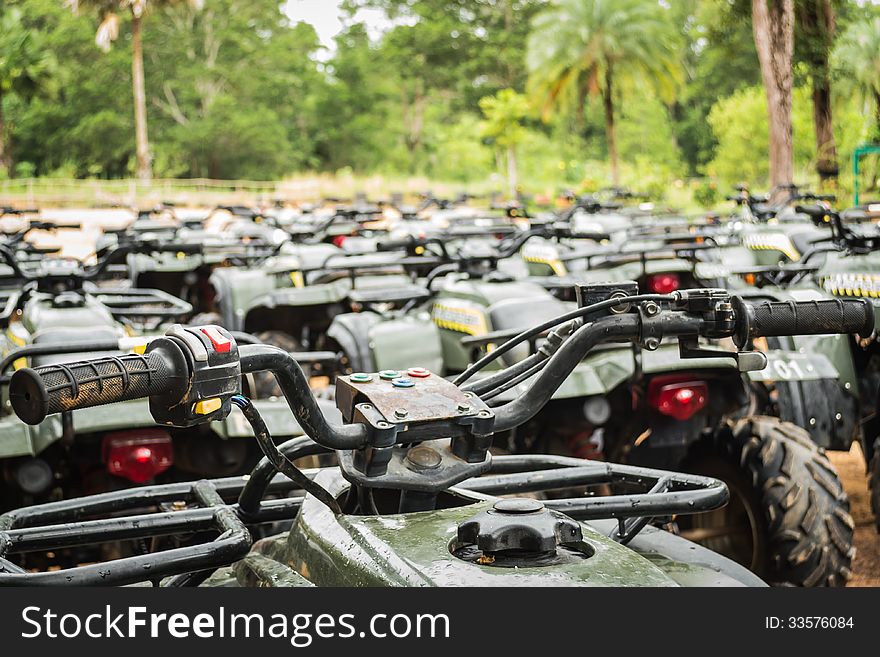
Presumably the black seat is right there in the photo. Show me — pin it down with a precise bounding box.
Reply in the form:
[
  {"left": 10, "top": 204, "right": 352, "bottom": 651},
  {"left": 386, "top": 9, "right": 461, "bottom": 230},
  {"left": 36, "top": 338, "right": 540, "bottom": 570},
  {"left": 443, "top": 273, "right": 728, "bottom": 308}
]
[{"left": 348, "top": 284, "right": 431, "bottom": 306}]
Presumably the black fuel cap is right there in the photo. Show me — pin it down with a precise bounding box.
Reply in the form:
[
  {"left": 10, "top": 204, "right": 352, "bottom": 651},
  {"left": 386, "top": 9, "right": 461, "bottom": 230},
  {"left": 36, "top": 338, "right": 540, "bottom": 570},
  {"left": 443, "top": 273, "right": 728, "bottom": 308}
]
[{"left": 457, "top": 498, "right": 582, "bottom": 553}]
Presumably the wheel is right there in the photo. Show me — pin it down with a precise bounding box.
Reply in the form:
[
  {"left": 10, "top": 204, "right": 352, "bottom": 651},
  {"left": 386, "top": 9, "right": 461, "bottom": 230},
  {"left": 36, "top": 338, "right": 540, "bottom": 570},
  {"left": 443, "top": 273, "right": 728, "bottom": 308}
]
[
  {"left": 679, "top": 416, "right": 854, "bottom": 586},
  {"left": 251, "top": 330, "right": 305, "bottom": 398},
  {"left": 871, "top": 437, "right": 880, "bottom": 533}
]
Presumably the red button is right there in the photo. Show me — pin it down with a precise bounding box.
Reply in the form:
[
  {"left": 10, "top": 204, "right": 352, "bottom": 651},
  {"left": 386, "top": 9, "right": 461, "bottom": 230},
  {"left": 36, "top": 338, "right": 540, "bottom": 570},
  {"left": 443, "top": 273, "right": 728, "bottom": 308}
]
[{"left": 201, "top": 327, "right": 232, "bottom": 353}]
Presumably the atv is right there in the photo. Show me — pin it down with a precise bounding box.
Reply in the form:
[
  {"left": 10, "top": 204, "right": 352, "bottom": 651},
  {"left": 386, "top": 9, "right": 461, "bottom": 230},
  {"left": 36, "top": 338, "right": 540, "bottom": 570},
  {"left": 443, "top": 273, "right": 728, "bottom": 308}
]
[
  {"left": 3, "top": 288, "right": 866, "bottom": 587},
  {"left": 0, "top": 242, "right": 301, "bottom": 512}
]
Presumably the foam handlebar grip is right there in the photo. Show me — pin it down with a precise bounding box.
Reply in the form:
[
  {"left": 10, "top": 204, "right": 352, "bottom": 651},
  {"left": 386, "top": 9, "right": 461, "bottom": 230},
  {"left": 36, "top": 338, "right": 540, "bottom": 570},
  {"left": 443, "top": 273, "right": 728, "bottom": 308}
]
[{"left": 9, "top": 340, "right": 189, "bottom": 425}]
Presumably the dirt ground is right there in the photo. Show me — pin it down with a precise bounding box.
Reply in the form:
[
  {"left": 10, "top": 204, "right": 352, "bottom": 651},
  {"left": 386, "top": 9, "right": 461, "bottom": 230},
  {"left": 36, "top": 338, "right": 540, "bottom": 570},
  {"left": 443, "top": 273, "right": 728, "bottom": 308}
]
[{"left": 828, "top": 444, "right": 880, "bottom": 586}]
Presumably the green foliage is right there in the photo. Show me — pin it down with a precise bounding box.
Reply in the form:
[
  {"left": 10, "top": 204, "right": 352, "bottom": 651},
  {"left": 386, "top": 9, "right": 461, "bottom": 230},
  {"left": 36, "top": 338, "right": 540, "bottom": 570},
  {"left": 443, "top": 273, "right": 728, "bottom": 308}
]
[
  {"left": 479, "top": 89, "right": 530, "bottom": 149},
  {"left": 832, "top": 15, "right": 880, "bottom": 134},
  {"left": 0, "top": 0, "right": 878, "bottom": 192},
  {"left": 693, "top": 179, "right": 719, "bottom": 208},
  {"left": 526, "top": 0, "right": 683, "bottom": 116},
  {"left": 706, "top": 86, "right": 816, "bottom": 184}
]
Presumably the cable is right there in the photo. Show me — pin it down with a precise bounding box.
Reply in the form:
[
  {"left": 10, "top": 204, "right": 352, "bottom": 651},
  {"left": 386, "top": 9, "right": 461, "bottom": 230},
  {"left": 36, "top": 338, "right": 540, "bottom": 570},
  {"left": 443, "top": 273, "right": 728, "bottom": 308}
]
[
  {"left": 230, "top": 395, "right": 341, "bottom": 514},
  {"left": 463, "top": 321, "right": 575, "bottom": 397},
  {"left": 481, "top": 357, "right": 548, "bottom": 403},
  {"left": 453, "top": 293, "right": 672, "bottom": 386}
]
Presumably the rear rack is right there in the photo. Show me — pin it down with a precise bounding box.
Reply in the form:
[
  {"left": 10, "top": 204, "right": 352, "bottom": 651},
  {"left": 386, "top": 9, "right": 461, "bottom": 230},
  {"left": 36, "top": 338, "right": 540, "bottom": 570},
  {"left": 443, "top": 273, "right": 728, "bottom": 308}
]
[
  {"left": 88, "top": 286, "right": 194, "bottom": 322},
  {"left": 0, "top": 443, "right": 727, "bottom": 586}
]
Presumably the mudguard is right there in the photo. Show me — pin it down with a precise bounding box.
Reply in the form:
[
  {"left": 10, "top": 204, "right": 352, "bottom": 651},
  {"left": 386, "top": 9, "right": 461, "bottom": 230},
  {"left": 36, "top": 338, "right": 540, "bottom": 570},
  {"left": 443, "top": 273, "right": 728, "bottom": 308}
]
[{"left": 326, "top": 312, "right": 384, "bottom": 372}]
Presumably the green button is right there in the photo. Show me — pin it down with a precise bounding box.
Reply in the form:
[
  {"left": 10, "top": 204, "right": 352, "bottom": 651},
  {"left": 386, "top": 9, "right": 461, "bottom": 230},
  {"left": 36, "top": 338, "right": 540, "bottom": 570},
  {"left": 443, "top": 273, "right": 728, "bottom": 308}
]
[
  {"left": 379, "top": 370, "right": 401, "bottom": 380},
  {"left": 350, "top": 373, "right": 373, "bottom": 383}
]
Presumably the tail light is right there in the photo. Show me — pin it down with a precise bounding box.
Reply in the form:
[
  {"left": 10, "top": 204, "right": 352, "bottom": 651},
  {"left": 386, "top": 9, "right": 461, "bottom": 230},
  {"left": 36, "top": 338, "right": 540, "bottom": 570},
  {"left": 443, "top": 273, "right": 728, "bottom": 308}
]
[
  {"left": 102, "top": 429, "right": 173, "bottom": 484},
  {"left": 646, "top": 273, "right": 680, "bottom": 294},
  {"left": 647, "top": 375, "right": 708, "bottom": 421},
  {"left": 332, "top": 235, "right": 348, "bottom": 248}
]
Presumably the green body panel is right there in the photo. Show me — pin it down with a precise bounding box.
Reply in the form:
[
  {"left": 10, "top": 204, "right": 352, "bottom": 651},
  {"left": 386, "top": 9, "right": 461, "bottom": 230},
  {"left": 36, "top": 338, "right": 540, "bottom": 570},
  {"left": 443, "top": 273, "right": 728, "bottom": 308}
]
[
  {"left": 0, "top": 399, "right": 156, "bottom": 458},
  {"left": 212, "top": 398, "right": 324, "bottom": 439},
  {"left": 21, "top": 293, "right": 119, "bottom": 335},
  {"left": 201, "top": 470, "right": 758, "bottom": 587},
  {"left": 284, "top": 472, "right": 677, "bottom": 586},
  {"left": 369, "top": 315, "right": 444, "bottom": 373}
]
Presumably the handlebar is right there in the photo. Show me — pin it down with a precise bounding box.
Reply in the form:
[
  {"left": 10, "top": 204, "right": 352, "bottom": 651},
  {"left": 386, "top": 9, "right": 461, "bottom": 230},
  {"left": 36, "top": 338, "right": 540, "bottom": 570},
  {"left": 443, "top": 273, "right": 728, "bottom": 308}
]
[{"left": 9, "top": 294, "right": 875, "bottom": 455}]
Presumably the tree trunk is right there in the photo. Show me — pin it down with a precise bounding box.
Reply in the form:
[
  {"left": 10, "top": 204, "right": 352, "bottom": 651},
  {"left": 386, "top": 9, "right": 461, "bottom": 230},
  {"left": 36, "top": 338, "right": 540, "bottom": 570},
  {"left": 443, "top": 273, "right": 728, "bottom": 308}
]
[
  {"left": 809, "top": 0, "right": 838, "bottom": 185},
  {"left": 0, "top": 88, "right": 9, "bottom": 173},
  {"left": 131, "top": 13, "right": 152, "bottom": 181},
  {"left": 812, "top": 76, "right": 838, "bottom": 183},
  {"left": 506, "top": 144, "right": 518, "bottom": 198},
  {"left": 602, "top": 66, "right": 619, "bottom": 186},
  {"left": 875, "top": 91, "right": 880, "bottom": 137},
  {"left": 752, "top": 0, "right": 794, "bottom": 197}
]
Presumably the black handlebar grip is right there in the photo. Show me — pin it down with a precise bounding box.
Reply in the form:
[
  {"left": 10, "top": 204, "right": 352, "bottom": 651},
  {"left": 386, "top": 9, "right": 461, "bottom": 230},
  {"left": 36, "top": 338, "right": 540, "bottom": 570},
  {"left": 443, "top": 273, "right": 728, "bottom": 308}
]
[
  {"left": 376, "top": 238, "right": 415, "bottom": 251},
  {"left": 9, "top": 338, "right": 189, "bottom": 425},
  {"left": 733, "top": 297, "right": 874, "bottom": 348}
]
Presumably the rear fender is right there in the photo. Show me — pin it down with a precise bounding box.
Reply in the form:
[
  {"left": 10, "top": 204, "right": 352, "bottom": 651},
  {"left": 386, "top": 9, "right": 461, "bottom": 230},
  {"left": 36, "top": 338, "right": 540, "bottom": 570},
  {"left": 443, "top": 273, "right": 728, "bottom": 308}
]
[{"left": 326, "top": 312, "right": 383, "bottom": 372}]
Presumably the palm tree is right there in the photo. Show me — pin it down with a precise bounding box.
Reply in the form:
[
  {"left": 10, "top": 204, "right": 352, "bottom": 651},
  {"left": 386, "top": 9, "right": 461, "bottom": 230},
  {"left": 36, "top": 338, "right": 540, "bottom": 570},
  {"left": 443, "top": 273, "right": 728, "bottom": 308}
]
[
  {"left": 526, "top": 0, "right": 681, "bottom": 185},
  {"left": 833, "top": 17, "right": 880, "bottom": 136},
  {"left": 66, "top": 1, "right": 202, "bottom": 181},
  {"left": 0, "top": 8, "right": 53, "bottom": 173}
]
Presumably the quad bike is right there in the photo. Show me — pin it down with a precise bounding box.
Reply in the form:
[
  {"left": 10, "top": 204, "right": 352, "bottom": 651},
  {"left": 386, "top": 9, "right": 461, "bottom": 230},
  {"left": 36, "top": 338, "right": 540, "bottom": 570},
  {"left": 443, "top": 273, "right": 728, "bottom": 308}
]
[
  {"left": 0, "top": 242, "right": 299, "bottom": 511},
  {"left": 728, "top": 201, "right": 880, "bottom": 533},
  {"left": 2, "top": 289, "right": 868, "bottom": 587},
  {"left": 332, "top": 228, "right": 865, "bottom": 585}
]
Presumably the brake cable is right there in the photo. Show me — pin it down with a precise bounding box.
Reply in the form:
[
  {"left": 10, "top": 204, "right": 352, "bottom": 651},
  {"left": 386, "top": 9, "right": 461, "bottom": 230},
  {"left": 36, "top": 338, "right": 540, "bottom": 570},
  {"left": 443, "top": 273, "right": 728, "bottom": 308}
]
[
  {"left": 453, "top": 293, "right": 674, "bottom": 386},
  {"left": 230, "top": 395, "right": 341, "bottom": 514}
]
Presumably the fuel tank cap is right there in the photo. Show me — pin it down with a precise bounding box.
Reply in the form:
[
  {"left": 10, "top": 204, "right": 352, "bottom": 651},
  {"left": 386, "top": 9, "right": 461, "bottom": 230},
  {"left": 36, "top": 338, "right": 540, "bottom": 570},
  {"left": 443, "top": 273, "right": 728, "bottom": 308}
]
[{"left": 457, "top": 498, "right": 583, "bottom": 554}]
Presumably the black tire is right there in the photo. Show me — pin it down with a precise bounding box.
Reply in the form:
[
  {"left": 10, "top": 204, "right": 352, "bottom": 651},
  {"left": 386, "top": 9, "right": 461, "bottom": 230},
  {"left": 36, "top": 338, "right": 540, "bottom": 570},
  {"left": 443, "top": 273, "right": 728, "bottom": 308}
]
[
  {"left": 251, "top": 330, "right": 305, "bottom": 398},
  {"left": 871, "top": 437, "right": 880, "bottom": 533},
  {"left": 681, "top": 416, "right": 854, "bottom": 586}
]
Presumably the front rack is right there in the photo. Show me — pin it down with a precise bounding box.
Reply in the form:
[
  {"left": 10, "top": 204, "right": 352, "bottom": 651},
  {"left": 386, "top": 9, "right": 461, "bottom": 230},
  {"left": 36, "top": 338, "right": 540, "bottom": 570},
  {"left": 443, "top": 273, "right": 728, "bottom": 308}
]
[{"left": 0, "top": 442, "right": 727, "bottom": 586}]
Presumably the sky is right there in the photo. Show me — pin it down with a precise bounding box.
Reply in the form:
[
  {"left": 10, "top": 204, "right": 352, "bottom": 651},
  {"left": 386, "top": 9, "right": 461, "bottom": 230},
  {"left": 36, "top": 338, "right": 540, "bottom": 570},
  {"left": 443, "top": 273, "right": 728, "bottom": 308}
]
[{"left": 282, "top": 0, "right": 393, "bottom": 53}]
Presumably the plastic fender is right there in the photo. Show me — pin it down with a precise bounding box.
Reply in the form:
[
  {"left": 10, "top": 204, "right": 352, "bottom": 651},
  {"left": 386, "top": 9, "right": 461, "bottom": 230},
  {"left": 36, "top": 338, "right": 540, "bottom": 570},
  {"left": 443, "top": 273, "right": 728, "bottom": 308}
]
[
  {"left": 474, "top": 350, "right": 637, "bottom": 403},
  {"left": 326, "top": 311, "right": 383, "bottom": 373},
  {"left": 369, "top": 316, "right": 444, "bottom": 374},
  {"left": 0, "top": 398, "right": 158, "bottom": 458},
  {"left": 210, "top": 268, "right": 290, "bottom": 331}
]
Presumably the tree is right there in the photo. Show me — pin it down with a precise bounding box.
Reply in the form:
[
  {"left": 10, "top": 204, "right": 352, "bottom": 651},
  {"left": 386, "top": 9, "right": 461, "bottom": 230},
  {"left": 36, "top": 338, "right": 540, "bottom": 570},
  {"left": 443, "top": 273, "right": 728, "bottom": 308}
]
[
  {"left": 479, "top": 89, "right": 530, "bottom": 197},
  {"left": 832, "top": 16, "right": 880, "bottom": 137},
  {"left": 66, "top": 0, "right": 201, "bottom": 181},
  {"left": 796, "top": 0, "right": 840, "bottom": 183},
  {"left": 751, "top": 0, "right": 795, "bottom": 194},
  {"left": 0, "top": 7, "right": 53, "bottom": 173},
  {"left": 526, "top": 0, "right": 681, "bottom": 185}
]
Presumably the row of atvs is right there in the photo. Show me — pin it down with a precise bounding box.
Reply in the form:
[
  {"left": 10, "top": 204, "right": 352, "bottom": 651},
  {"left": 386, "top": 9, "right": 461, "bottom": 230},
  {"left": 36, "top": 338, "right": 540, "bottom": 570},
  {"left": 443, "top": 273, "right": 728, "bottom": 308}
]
[{"left": 0, "top": 184, "right": 879, "bottom": 587}]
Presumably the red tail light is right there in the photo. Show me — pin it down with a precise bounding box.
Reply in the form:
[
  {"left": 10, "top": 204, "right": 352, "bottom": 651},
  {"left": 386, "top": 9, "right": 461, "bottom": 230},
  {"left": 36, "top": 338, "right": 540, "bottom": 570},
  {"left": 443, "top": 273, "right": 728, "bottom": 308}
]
[
  {"left": 646, "top": 273, "right": 680, "bottom": 294},
  {"left": 332, "top": 235, "right": 348, "bottom": 248},
  {"left": 102, "top": 429, "right": 173, "bottom": 484},
  {"left": 647, "top": 376, "right": 708, "bottom": 421}
]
